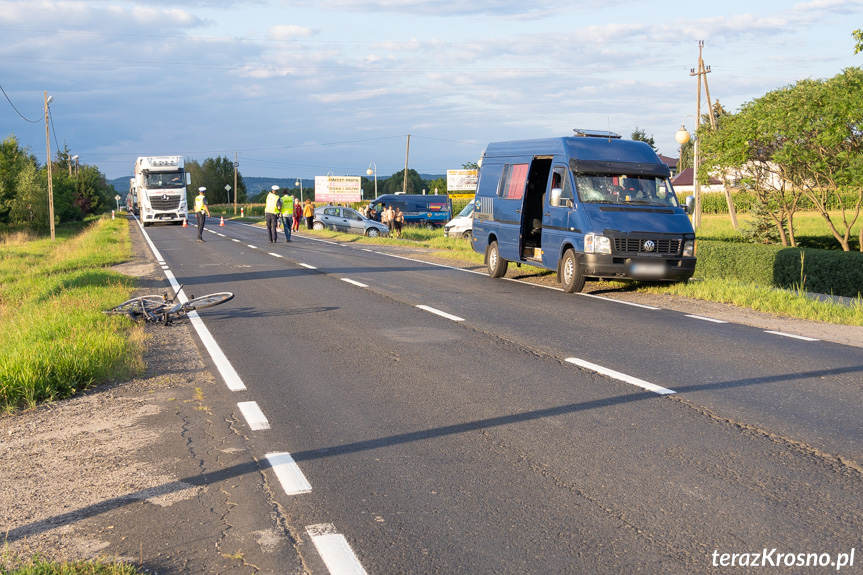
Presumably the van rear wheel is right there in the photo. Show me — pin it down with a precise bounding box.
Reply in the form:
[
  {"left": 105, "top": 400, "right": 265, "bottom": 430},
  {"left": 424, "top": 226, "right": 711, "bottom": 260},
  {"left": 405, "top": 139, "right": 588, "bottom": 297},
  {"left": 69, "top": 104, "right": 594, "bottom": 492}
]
[
  {"left": 486, "top": 241, "right": 508, "bottom": 278},
  {"left": 560, "top": 249, "right": 586, "bottom": 293}
]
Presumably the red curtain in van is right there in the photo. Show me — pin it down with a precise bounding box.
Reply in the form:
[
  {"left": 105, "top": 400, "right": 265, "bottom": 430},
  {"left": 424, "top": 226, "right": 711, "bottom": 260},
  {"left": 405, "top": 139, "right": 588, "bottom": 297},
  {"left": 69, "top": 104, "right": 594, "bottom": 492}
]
[{"left": 503, "top": 164, "right": 528, "bottom": 200}]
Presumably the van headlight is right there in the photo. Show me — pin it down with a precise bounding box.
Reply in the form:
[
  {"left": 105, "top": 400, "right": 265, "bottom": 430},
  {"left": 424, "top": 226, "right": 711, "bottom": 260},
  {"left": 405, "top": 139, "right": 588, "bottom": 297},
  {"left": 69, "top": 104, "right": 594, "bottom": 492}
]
[
  {"left": 683, "top": 239, "right": 695, "bottom": 257},
  {"left": 584, "top": 233, "right": 611, "bottom": 255}
]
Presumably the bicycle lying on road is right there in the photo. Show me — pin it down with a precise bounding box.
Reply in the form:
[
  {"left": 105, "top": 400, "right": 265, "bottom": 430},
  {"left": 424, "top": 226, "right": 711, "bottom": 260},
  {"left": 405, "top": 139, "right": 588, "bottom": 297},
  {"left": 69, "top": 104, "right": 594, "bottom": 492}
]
[{"left": 103, "top": 285, "right": 234, "bottom": 325}]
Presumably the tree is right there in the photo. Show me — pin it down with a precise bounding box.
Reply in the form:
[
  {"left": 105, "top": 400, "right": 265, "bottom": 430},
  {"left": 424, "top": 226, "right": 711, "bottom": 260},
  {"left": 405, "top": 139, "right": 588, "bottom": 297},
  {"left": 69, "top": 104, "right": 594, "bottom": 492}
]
[
  {"left": 0, "top": 135, "right": 38, "bottom": 224},
  {"left": 699, "top": 68, "right": 863, "bottom": 251},
  {"left": 380, "top": 169, "right": 425, "bottom": 195},
  {"left": 186, "top": 156, "right": 246, "bottom": 205},
  {"left": 462, "top": 161, "right": 478, "bottom": 170},
  {"left": 631, "top": 126, "right": 657, "bottom": 151},
  {"left": 854, "top": 29, "right": 863, "bottom": 54}
]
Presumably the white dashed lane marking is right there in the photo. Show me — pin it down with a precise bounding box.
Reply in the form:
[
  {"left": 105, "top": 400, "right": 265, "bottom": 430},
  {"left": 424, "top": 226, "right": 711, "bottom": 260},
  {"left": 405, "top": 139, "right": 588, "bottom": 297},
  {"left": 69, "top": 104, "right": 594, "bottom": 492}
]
[
  {"left": 237, "top": 401, "right": 270, "bottom": 430},
  {"left": 266, "top": 452, "right": 312, "bottom": 495},
  {"left": 306, "top": 524, "right": 369, "bottom": 575},
  {"left": 765, "top": 330, "right": 819, "bottom": 342},
  {"left": 566, "top": 357, "right": 676, "bottom": 395},
  {"left": 417, "top": 305, "right": 464, "bottom": 322}
]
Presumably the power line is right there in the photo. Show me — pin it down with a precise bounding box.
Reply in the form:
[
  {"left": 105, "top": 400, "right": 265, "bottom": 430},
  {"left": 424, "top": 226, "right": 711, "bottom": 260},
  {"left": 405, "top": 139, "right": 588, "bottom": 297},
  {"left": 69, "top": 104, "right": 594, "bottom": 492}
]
[{"left": 0, "top": 80, "right": 43, "bottom": 123}]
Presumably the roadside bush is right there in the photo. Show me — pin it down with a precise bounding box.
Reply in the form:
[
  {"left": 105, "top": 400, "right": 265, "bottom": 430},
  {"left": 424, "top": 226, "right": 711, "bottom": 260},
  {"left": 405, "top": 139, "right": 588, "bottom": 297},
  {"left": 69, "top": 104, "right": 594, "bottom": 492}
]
[{"left": 695, "top": 240, "right": 863, "bottom": 298}]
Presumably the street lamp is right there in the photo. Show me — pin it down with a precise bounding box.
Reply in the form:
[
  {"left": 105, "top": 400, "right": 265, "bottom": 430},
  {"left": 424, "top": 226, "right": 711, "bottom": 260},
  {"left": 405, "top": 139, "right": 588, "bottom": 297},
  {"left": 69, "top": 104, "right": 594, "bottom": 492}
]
[
  {"left": 71, "top": 155, "right": 79, "bottom": 178},
  {"left": 44, "top": 92, "right": 55, "bottom": 241},
  {"left": 675, "top": 114, "right": 701, "bottom": 231},
  {"left": 295, "top": 178, "right": 303, "bottom": 203},
  {"left": 366, "top": 163, "right": 377, "bottom": 199}
]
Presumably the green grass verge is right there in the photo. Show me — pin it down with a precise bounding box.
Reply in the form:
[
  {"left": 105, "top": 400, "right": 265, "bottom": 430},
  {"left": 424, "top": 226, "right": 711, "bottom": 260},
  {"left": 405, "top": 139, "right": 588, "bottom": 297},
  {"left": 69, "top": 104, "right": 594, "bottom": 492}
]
[
  {"left": 0, "top": 554, "right": 144, "bottom": 575},
  {"left": 0, "top": 217, "right": 146, "bottom": 412}
]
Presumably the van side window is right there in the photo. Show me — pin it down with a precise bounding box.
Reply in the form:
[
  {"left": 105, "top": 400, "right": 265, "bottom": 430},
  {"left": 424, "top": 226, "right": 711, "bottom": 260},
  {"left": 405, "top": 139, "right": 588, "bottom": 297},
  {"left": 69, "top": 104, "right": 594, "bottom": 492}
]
[
  {"left": 498, "top": 164, "right": 528, "bottom": 200},
  {"left": 550, "top": 166, "right": 573, "bottom": 207}
]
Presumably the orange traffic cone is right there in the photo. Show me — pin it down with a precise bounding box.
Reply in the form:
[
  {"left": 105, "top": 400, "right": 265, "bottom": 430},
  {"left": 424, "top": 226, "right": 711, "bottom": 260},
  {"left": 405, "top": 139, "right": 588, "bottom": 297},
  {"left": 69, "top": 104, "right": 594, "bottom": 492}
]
[
  {"left": 220, "top": 216, "right": 225, "bottom": 226},
  {"left": 182, "top": 217, "right": 187, "bottom": 227}
]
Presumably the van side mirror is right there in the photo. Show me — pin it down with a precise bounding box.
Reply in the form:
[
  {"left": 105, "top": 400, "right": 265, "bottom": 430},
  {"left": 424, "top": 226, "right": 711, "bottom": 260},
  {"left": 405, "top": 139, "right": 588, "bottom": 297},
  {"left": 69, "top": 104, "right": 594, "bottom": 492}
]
[
  {"left": 550, "top": 188, "right": 563, "bottom": 207},
  {"left": 685, "top": 195, "right": 695, "bottom": 215},
  {"left": 186, "top": 173, "right": 192, "bottom": 186}
]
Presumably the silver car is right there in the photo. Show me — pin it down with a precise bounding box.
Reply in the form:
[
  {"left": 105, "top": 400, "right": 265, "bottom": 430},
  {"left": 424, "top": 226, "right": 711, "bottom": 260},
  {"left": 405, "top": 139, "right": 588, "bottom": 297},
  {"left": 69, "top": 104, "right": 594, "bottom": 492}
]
[{"left": 313, "top": 206, "right": 390, "bottom": 237}]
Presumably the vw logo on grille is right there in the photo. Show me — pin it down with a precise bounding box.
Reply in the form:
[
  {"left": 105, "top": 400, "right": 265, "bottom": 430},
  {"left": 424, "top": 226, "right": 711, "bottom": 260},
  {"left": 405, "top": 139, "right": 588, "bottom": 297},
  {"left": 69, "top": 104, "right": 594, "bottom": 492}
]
[
  {"left": 162, "top": 194, "right": 168, "bottom": 201},
  {"left": 643, "top": 240, "right": 656, "bottom": 252}
]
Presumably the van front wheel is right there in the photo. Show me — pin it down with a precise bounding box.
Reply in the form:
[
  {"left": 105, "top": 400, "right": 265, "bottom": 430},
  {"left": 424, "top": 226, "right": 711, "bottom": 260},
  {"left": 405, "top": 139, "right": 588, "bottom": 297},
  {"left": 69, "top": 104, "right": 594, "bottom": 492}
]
[
  {"left": 486, "top": 241, "right": 508, "bottom": 278},
  {"left": 560, "top": 249, "right": 586, "bottom": 293}
]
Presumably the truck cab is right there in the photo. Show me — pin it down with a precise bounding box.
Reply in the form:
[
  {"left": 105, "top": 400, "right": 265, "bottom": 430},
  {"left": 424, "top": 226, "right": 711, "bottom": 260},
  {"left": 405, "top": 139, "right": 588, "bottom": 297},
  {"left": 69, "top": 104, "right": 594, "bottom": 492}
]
[
  {"left": 134, "top": 156, "right": 190, "bottom": 226},
  {"left": 471, "top": 131, "right": 696, "bottom": 292}
]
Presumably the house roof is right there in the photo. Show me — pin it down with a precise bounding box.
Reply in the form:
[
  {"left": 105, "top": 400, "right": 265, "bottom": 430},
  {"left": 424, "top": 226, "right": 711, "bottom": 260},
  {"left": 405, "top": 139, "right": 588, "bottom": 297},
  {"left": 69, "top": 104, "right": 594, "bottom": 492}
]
[
  {"left": 671, "top": 167, "right": 722, "bottom": 186},
  {"left": 657, "top": 154, "right": 678, "bottom": 169}
]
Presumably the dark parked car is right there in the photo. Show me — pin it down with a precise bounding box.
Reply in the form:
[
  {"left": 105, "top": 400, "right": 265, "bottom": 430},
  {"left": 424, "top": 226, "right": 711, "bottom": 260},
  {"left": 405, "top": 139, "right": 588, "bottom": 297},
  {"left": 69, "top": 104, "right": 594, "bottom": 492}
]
[{"left": 313, "top": 206, "right": 390, "bottom": 237}]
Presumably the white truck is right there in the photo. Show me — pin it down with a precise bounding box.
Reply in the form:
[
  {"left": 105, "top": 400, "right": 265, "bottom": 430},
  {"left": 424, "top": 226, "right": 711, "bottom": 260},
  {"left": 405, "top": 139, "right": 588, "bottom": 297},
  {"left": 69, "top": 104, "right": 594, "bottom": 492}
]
[
  {"left": 126, "top": 178, "right": 138, "bottom": 215},
  {"left": 133, "top": 156, "right": 189, "bottom": 226}
]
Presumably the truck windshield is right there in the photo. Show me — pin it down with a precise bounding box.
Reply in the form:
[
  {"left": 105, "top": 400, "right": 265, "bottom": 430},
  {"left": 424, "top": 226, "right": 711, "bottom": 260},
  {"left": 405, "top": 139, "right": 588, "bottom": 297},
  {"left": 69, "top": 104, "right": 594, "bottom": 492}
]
[
  {"left": 144, "top": 171, "right": 185, "bottom": 189},
  {"left": 574, "top": 173, "right": 679, "bottom": 208}
]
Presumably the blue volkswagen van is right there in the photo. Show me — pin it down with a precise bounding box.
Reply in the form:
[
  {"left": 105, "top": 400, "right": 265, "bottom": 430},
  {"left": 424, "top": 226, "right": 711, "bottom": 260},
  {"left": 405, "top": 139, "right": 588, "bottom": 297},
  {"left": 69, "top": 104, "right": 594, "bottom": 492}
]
[
  {"left": 369, "top": 194, "right": 452, "bottom": 228},
  {"left": 471, "top": 130, "right": 696, "bottom": 292}
]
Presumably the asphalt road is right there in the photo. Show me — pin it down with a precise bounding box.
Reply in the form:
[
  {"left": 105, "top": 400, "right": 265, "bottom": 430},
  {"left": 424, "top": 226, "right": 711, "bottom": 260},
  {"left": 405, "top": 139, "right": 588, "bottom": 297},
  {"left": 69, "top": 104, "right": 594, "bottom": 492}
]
[{"left": 142, "top": 218, "right": 863, "bottom": 574}]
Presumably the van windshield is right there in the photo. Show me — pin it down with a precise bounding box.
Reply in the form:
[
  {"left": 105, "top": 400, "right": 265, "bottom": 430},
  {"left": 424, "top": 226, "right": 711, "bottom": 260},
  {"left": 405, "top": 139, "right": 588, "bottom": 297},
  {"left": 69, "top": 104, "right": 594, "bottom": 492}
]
[
  {"left": 457, "top": 201, "right": 475, "bottom": 218},
  {"left": 574, "top": 173, "right": 680, "bottom": 208}
]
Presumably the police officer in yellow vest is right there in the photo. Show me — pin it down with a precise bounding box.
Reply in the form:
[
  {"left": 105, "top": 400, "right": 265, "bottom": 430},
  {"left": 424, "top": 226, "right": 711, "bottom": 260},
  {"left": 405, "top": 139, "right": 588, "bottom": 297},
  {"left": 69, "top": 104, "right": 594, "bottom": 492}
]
[
  {"left": 279, "top": 189, "right": 295, "bottom": 242},
  {"left": 194, "top": 187, "right": 210, "bottom": 242},
  {"left": 265, "top": 185, "right": 282, "bottom": 243}
]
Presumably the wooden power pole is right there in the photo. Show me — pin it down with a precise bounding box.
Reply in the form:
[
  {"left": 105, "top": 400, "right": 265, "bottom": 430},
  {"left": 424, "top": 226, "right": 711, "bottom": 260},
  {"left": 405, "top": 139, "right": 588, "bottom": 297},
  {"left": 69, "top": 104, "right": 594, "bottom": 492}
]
[{"left": 690, "top": 41, "right": 738, "bottom": 230}]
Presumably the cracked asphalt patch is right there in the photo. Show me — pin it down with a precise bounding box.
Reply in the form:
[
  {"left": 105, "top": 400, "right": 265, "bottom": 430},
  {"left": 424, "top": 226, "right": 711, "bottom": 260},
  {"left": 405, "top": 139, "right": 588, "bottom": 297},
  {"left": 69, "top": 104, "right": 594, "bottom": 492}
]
[{"left": 1, "top": 221, "right": 303, "bottom": 574}]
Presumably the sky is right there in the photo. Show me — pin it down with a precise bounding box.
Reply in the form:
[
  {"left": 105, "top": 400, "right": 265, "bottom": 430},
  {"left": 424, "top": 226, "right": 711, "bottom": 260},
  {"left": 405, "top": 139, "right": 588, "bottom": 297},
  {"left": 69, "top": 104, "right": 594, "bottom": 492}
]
[{"left": 1, "top": 0, "right": 861, "bottom": 182}]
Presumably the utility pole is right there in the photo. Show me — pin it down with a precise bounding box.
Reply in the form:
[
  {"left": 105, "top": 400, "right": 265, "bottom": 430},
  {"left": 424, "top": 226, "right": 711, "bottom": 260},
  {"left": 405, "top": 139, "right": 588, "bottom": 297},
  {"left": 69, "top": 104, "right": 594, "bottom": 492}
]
[
  {"left": 690, "top": 41, "right": 737, "bottom": 231},
  {"left": 403, "top": 134, "right": 410, "bottom": 194},
  {"left": 233, "top": 152, "right": 238, "bottom": 216},
  {"left": 44, "top": 91, "right": 55, "bottom": 241}
]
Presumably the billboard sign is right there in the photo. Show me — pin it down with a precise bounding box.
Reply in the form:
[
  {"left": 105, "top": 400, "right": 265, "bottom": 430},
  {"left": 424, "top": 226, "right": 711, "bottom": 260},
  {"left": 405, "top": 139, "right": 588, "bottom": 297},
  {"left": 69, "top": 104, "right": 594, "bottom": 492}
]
[
  {"left": 447, "top": 169, "right": 478, "bottom": 192},
  {"left": 314, "top": 176, "right": 362, "bottom": 203}
]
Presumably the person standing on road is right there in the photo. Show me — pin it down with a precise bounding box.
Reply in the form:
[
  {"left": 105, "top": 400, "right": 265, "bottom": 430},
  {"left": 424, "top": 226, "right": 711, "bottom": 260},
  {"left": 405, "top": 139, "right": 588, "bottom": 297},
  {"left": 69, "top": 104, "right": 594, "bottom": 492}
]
[
  {"left": 280, "top": 190, "right": 294, "bottom": 242},
  {"left": 394, "top": 207, "right": 404, "bottom": 237},
  {"left": 194, "top": 187, "right": 210, "bottom": 242},
  {"left": 265, "top": 185, "right": 282, "bottom": 243},
  {"left": 293, "top": 198, "right": 302, "bottom": 232},
  {"left": 303, "top": 198, "right": 314, "bottom": 229}
]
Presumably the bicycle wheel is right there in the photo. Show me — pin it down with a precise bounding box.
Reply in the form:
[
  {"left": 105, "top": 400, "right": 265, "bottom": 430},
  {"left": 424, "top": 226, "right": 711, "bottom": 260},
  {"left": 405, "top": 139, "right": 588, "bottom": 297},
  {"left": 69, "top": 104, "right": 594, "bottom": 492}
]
[
  {"left": 184, "top": 292, "right": 234, "bottom": 311},
  {"left": 104, "top": 295, "right": 166, "bottom": 317}
]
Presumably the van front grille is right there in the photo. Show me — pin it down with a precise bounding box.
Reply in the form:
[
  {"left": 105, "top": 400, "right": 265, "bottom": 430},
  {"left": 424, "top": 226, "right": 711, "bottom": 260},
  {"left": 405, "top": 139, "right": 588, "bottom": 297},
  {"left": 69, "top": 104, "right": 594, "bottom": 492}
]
[{"left": 614, "top": 238, "right": 681, "bottom": 255}]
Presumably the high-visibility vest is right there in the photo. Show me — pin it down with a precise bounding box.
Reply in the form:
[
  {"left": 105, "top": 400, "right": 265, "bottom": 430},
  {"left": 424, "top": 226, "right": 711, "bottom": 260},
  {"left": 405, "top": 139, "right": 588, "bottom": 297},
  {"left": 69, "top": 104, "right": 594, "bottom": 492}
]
[
  {"left": 265, "top": 192, "right": 280, "bottom": 214},
  {"left": 195, "top": 195, "right": 206, "bottom": 213},
  {"left": 280, "top": 195, "right": 294, "bottom": 215}
]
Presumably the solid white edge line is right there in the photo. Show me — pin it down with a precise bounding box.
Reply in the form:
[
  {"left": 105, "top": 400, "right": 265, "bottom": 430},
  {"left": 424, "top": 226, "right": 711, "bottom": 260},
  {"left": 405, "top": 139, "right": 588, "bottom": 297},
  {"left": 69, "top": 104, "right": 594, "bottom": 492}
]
[
  {"left": 341, "top": 278, "right": 368, "bottom": 288},
  {"left": 577, "top": 292, "right": 661, "bottom": 309},
  {"left": 417, "top": 305, "right": 464, "bottom": 322},
  {"left": 685, "top": 314, "right": 728, "bottom": 324},
  {"left": 566, "top": 357, "right": 676, "bottom": 395},
  {"left": 135, "top": 218, "right": 247, "bottom": 392},
  {"left": 266, "top": 452, "right": 312, "bottom": 495},
  {"left": 299, "top": 263, "right": 317, "bottom": 269},
  {"left": 306, "top": 524, "right": 368, "bottom": 575},
  {"left": 765, "top": 330, "right": 819, "bottom": 342},
  {"left": 237, "top": 401, "right": 270, "bottom": 430}
]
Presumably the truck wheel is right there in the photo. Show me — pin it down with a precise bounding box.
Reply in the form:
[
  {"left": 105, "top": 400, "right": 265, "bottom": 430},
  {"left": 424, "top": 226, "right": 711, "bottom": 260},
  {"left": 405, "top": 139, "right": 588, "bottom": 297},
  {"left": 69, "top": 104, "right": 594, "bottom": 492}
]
[
  {"left": 559, "top": 249, "right": 586, "bottom": 293},
  {"left": 486, "top": 241, "right": 508, "bottom": 278}
]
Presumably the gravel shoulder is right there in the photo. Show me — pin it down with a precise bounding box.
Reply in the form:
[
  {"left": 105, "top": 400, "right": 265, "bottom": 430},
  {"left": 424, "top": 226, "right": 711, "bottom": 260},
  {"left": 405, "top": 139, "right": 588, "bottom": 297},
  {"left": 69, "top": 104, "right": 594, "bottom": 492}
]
[{"left": 1, "top": 224, "right": 859, "bottom": 571}]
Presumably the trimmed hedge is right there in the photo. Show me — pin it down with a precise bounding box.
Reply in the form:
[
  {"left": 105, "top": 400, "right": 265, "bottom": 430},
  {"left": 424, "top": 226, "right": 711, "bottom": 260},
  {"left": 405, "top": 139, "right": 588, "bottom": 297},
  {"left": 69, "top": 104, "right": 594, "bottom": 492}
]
[
  {"left": 678, "top": 189, "right": 863, "bottom": 215},
  {"left": 696, "top": 240, "right": 863, "bottom": 298}
]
